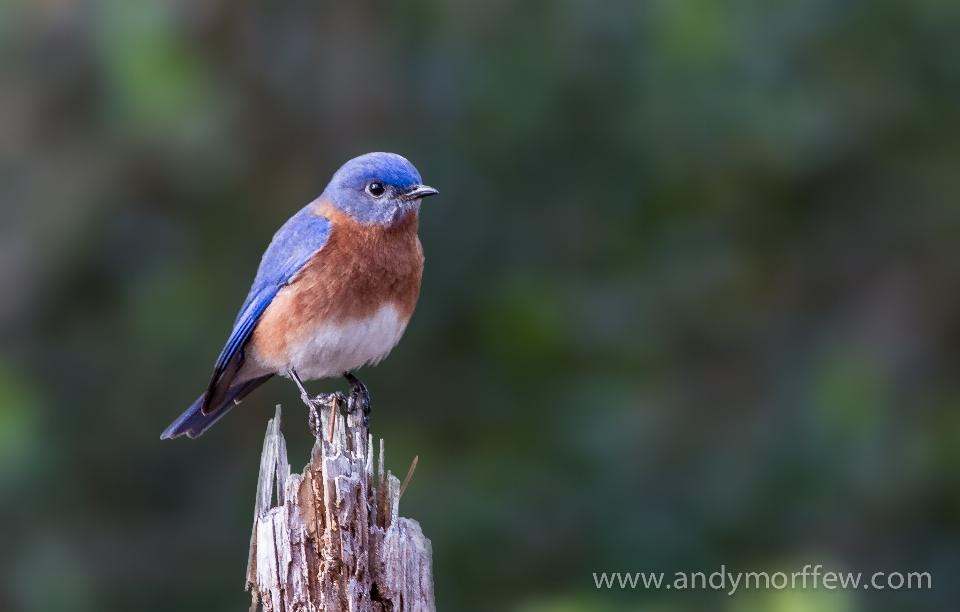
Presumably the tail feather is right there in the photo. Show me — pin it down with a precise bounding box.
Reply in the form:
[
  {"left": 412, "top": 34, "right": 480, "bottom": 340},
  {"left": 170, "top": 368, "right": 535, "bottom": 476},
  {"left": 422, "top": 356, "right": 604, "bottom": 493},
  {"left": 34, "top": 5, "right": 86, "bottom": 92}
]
[{"left": 161, "top": 375, "right": 272, "bottom": 439}]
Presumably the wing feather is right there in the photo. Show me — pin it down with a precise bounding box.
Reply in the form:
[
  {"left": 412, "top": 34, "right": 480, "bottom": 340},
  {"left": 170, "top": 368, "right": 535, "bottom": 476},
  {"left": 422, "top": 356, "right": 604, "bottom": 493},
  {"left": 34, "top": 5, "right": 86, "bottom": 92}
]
[{"left": 201, "top": 202, "right": 332, "bottom": 413}]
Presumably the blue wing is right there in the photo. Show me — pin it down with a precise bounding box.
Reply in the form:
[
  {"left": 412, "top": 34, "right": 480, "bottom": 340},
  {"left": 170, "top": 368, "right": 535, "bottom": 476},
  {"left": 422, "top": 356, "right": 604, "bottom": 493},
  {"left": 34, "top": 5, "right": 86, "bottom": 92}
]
[{"left": 201, "top": 202, "right": 332, "bottom": 413}]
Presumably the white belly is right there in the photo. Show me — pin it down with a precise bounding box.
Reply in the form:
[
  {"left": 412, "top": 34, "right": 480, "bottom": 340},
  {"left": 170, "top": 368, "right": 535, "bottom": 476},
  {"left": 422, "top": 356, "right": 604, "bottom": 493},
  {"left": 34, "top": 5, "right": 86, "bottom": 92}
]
[{"left": 259, "top": 303, "right": 409, "bottom": 380}]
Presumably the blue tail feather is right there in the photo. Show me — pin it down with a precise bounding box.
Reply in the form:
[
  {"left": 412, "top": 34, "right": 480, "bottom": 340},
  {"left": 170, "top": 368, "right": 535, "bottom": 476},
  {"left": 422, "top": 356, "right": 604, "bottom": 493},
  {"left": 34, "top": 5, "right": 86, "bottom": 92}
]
[{"left": 161, "top": 375, "right": 272, "bottom": 439}]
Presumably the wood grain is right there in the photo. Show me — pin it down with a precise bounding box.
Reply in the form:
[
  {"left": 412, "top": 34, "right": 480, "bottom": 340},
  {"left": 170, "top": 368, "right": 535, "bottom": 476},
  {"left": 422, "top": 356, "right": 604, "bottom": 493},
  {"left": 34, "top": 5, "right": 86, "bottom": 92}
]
[{"left": 246, "top": 405, "right": 435, "bottom": 612}]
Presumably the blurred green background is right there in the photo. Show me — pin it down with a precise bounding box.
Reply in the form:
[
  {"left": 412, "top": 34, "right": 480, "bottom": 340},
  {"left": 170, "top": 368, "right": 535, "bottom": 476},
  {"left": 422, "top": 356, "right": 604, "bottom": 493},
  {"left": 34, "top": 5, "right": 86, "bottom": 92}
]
[{"left": 1, "top": 0, "right": 959, "bottom": 610}]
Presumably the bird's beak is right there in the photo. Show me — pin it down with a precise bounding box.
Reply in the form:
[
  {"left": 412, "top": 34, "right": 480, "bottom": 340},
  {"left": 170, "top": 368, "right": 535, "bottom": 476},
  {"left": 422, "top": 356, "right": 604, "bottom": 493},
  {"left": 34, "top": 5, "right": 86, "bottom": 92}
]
[{"left": 401, "top": 185, "right": 439, "bottom": 201}]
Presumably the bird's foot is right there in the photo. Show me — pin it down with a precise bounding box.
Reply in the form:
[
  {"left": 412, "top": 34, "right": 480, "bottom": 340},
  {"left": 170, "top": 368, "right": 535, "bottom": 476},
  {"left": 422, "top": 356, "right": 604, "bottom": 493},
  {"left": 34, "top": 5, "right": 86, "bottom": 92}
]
[
  {"left": 290, "top": 369, "right": 342, "bottom": 411},
  {"left": 301, "top": 390, "right": 346, "bottom": 410},
  {"left": 288, "top": 369, "right": 348, "bottom": 438},
  {"left": 303, "top": 391, "right": 346, "bottom": 438},
  {"left": 343, "top": 372, "right": 370, "bottom": 427}
]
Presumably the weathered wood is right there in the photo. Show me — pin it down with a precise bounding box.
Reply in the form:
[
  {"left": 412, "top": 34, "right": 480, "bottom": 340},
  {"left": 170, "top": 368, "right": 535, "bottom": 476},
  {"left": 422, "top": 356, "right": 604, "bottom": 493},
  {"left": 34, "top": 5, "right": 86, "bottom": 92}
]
[{"left": 247, "top": 405, "right": 435, "bottom": 612}]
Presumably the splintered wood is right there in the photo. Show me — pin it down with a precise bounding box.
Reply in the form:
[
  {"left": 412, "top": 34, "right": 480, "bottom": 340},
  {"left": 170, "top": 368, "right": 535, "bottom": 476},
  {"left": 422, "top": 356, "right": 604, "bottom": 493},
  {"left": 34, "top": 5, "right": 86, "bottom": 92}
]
[{"left": 246, "top": 406, "right": 435, "bottom": 612}]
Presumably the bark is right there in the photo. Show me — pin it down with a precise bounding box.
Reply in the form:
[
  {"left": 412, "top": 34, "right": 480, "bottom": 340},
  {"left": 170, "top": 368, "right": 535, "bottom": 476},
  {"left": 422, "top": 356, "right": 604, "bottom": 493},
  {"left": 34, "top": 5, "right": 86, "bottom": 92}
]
[{"left": 246, "top": 405, "right": 435, "bottom": 612}]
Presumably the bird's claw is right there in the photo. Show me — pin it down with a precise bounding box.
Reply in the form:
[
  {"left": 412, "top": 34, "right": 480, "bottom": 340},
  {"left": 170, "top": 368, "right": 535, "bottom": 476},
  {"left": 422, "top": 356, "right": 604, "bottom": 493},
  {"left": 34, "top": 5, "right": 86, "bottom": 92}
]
[
  {"left": 343, "top": 372, "right": 370, "bottom": 427},
  {"left": 307, "top": 404, "right": 321, "bottom": 438},
  {"left": 303, "top": 391, "right": 347, "bottom": 410},
  {"left": 302, "top": 391, "right": 346, "bottom": 438}
]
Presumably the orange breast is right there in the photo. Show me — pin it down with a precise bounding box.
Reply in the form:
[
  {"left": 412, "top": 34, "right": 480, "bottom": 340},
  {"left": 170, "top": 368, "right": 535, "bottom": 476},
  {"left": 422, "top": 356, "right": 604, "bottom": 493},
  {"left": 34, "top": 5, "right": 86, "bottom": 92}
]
[{"left": 250, "top": 201, "right": 424, "bottom": 366}]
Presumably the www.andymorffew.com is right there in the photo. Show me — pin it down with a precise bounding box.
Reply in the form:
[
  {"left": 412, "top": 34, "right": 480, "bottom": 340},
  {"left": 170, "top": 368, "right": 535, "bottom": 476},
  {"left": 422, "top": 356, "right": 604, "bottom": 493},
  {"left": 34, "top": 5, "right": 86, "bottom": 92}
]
[{"left": 593, "top": 565, "right": 931, "bottom": 595}]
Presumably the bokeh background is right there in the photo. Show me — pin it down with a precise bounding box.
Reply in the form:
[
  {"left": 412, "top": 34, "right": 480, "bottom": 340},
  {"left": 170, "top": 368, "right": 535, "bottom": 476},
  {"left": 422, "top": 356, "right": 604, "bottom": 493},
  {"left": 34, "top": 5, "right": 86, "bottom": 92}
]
[{"left": 2, "top": 0, "right": 959, "bottom": 610}]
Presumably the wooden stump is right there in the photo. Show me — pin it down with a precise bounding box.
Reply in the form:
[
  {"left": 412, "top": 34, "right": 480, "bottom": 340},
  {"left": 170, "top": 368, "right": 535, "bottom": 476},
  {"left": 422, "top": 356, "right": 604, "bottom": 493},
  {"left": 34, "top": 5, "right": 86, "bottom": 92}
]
[{"left": 246, "top": 405, "right": 435, "bottom": 612}]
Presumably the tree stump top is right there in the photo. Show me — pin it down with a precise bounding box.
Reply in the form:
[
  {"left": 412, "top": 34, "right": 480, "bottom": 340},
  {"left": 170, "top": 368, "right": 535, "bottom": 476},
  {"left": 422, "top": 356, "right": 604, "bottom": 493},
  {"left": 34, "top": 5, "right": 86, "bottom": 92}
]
[{"left": 247, "top": 405, "right": 435, "bottom": 612}]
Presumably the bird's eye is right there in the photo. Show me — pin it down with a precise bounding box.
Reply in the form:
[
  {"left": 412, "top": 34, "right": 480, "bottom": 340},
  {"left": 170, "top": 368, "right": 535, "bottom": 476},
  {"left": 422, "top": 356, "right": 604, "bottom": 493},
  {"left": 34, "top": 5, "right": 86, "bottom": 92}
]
[{"left": 367, "top": 182, "right": 385, "bottom": 197}]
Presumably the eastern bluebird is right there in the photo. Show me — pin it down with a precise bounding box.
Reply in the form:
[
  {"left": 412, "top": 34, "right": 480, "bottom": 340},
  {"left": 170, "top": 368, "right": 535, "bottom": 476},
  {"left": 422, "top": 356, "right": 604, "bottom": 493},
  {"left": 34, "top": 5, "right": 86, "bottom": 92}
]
[{"left": 161, "top": 152, "right": 437, "bottom": 439}]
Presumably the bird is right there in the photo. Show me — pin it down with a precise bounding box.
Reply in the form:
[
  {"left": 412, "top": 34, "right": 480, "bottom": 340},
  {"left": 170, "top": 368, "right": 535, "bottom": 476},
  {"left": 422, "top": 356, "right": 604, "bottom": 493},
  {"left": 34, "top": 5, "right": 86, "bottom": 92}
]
[{"left": 161, "top": 152, "right": 437, "bottom": 439}]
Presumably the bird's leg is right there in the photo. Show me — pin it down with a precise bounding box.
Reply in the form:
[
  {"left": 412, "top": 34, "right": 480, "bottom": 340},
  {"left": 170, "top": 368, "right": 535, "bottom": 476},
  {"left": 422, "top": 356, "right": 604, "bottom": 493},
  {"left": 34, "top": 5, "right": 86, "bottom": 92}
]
[
  {"left": 289, "top": 370, "right": 346, "bottom": 435},
  {"left": 343, "top": 371, "right": 371, "bottom": 427}
]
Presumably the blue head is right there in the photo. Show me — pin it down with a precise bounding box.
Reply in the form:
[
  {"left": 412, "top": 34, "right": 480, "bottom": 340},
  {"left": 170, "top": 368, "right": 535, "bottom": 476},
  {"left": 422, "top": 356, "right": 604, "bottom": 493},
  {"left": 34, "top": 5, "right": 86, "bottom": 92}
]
[{"left": 322, "top": 152, "right": 438, "bottom": 225}]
